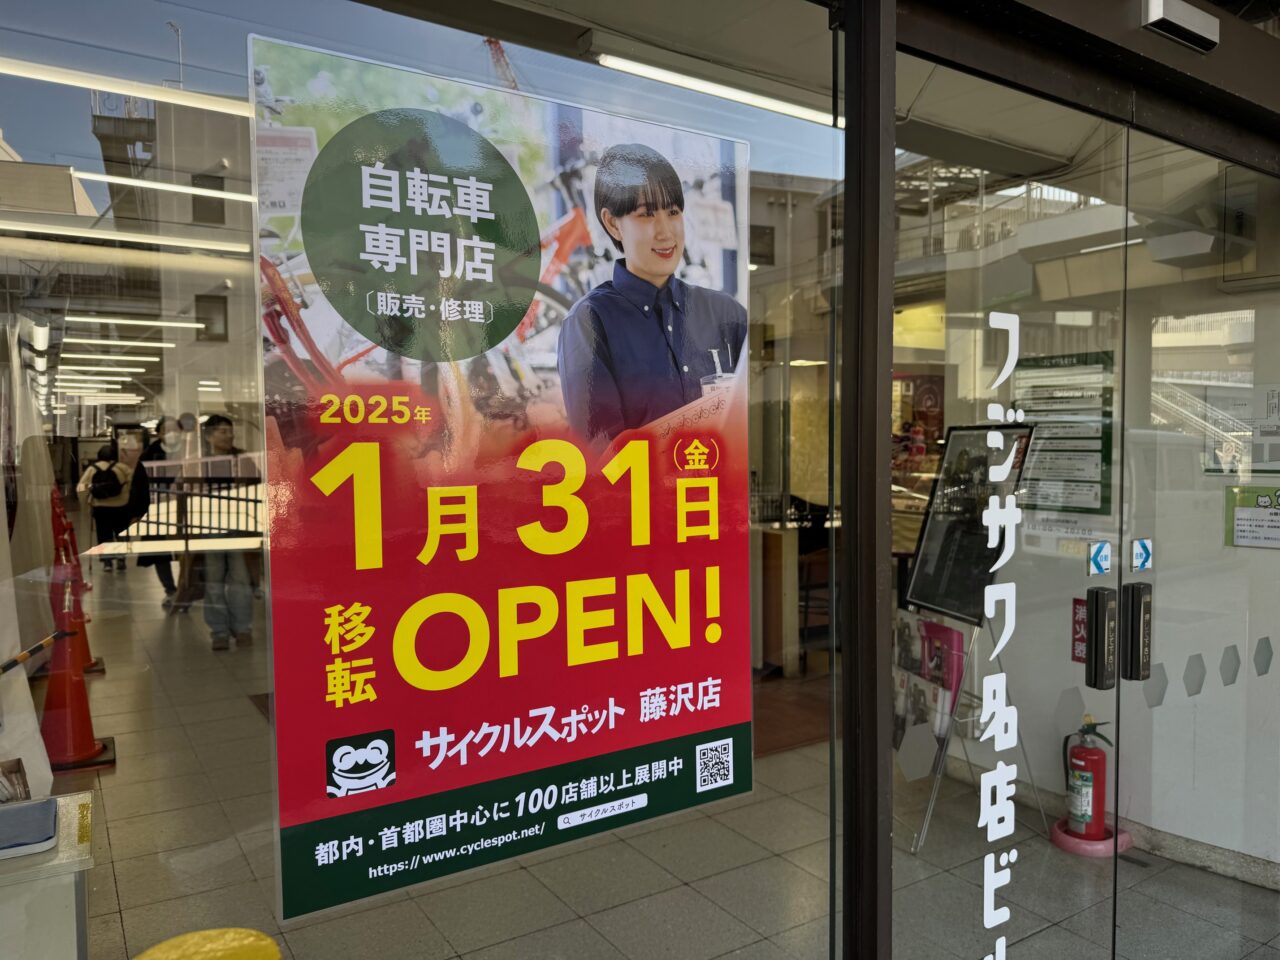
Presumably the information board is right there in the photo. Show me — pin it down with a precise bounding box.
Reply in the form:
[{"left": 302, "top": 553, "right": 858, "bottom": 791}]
[
  {"left": 1224, "top": 486, "right": 1280, "bottom": 548},
  {"left": 251, "top": 37, "right": 752, "bottom": 920},
  {"left": 1012, "top": 352, "right": 1113, "bottom": 515}
]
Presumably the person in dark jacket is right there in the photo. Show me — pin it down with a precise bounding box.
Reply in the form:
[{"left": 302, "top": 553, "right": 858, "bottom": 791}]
[
  {"left": 137, "top": 416, "right": 185, "bottom": 606},
  {"left": 557, "top": 143, "right": 746, "bottom": 447}
]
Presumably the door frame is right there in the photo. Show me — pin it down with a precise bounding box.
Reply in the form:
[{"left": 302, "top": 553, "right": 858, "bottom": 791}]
[{"left": 856, "top": 3, "right": 1280, "bottom": 958}]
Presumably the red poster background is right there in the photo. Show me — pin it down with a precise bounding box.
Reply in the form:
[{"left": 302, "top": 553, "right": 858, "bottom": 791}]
[{"left": 266, "top": 383, "right": 751, "bottom": 829}]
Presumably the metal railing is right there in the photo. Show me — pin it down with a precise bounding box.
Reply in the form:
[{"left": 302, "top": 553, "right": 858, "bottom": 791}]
[
  {"left": 123, "top": 453, "right": 264, "bottom": 547},
  {"left": 894, "top": 189, "right": 1101, "bottom": 261}
]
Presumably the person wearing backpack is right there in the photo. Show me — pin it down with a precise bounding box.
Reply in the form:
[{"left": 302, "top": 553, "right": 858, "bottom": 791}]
[{"left": 76, "top": 442, "right": 135, "bottom": 572}]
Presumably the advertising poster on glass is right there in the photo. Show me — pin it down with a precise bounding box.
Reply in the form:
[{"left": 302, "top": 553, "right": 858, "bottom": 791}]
[{"left": 250, "top": 37, "right": 752, "bottom": 920}]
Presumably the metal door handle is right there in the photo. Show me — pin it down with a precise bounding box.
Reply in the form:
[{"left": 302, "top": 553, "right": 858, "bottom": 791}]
[
  {"left": 1121, "top": 582, "right": 1152, "bottom": 681},
  {"left": 1086, "top": 586, "right": 1118, "bottom": 690}
]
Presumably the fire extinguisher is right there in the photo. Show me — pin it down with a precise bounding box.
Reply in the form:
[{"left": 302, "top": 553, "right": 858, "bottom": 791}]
[{"left": 1063, "top": 714, "right": 1112, "bottom": 841}]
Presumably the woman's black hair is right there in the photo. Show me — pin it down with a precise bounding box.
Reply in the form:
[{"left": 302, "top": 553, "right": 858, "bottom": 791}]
[
  {"left": 593, "top": 143, "right": 684, "bottom": 252},
  {"left": 202, "top": 414, "right": 233, "bottom": 435},
  {"left": 96, "top": 442, "right": 118, "bottom": 462}
]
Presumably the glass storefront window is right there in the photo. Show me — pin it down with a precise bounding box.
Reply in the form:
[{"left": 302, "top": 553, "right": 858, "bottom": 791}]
[{"left": 0, "top": 3, "right": 847, "bottom": 957}]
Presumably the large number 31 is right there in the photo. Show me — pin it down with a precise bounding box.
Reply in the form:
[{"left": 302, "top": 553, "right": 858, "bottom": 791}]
[{"left": 309, "top": 439, "right": 651, "bottom": 571}]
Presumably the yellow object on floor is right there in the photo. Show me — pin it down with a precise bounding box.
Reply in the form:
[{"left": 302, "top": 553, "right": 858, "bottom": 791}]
[{"left": 135, "top": 928, "right": 281, "bottom": 960}]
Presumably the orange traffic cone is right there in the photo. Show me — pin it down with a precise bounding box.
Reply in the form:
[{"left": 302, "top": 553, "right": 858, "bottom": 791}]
[
  {"left": 39, "top": 609, "right": 115, "bottom": 771},
  {"left": 67, "top": 516, "right": 92, "bottom": 594},
  {"left": 53, "top": 575, "right": 104, "bottom": 677}
]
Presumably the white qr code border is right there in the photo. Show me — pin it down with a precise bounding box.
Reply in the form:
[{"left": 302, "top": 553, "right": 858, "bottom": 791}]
[{"left": 695, "top": 737, "right": 734, "bottom": 793}]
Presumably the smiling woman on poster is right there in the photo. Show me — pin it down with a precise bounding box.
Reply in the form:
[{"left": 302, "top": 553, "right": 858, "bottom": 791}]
[{"left": 557, "top": 143, "right": 747, "bottom": 447}]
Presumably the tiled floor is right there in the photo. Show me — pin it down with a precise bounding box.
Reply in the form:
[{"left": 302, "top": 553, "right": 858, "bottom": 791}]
[
  {"left": 892, "top": 773, "right": 1280, "bottom": 960},
  {"left": 55, "top": 562, "right": 842, "bottom": 959},
  {"left": 46, "top": 559, "right": 1280, "bottom": 959}
]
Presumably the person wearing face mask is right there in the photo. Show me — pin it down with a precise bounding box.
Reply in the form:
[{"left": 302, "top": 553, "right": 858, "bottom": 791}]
[
  {"left": 138, "top": 416, "right": 184, "bottom": 605},
  {"left": 557, "top": 143, "right": 747, "bottom": 448}
]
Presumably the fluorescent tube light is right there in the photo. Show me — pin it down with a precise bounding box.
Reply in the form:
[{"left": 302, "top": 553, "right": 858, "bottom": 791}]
[
  {"left": 0, "top": 218, "right": 251, "bottom": 253},
  {"left": 56, "top": 385, "right": 123, "bottom": 393},
  {"left": 198, "top": 380, "right": 221, "bottom": 386},
  {"left": 790, "top": 359, "right": 829, "bottom": 367},
  {"left": 56, "top": 375, "right": 134, "bottom": 382},
  {"left": 596, "top": 54, "right": 841, "bottom": 127},
  {"left": 63, "top": 337, "right": 176, "bottom": 349},
  {"left": 71, "top": 170, "right": 255, "bottom": 203},
  {"left": 60, "top": 352, "right": 159, "bottom": 362},
  {"left": 198, "top": 386, "right": 223, "bottom": 392},
  {"left": 61, "top": 365, "right": 147, "bottom": 373},
  {"left": 1079, "top": 237, "right": 1143, "bottom": 255},
  {"left": 67, "top": 316, "right": 204, "bottom": 330},
  {"left": 0, "top": 54, "right": 253, "bottom": 117}
]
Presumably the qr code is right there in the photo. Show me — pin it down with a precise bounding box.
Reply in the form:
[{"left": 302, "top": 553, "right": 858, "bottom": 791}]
[{"left": 695, "top": 738, "right": 734, "bottom": 793}]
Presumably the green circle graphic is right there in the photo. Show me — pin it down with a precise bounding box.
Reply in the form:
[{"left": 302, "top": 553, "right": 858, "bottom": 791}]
[{"left": 301, "top": 109, "right": 540, "bottom": 362}]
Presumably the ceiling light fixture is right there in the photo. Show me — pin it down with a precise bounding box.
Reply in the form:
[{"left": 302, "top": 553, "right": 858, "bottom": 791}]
[
  {"left": 0, "top": 219, "right": 251, "bottom": 254},
  {"left": 1079, "top": 237, "right": 1143, "bottom": 255},
  {"left": 63, "top": 337, "right": 176, "bottom": 349},
  {"left": 0, "top": 54, "right": 252, "bottom": 117},
  {"left": 595, "top": 54, "right": 841, "bottom": 127},
  {"left": 60, "top": 364, "right": 147, "bottom": 373},
  {"left": 66, "top": 316, "right": 204, "bottom": 330},
  {"left": 71, "top": 170, "right": 255, "bottom": 203},
  {"left": 60, "top": 352, "right": 159, "bottom": 362}
]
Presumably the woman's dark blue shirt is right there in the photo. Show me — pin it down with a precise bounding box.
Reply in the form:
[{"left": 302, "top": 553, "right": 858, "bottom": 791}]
[{"left": 557, "top": 260, "right": 747, "bottom": 445}]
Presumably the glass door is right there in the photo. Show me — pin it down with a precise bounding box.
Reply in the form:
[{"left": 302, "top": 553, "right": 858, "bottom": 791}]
[
  {"left": 889, "top": 54, "right": 1139, "bottom": 959},
  {"left": 1115, "top": 131, "right": 1280, "bottom": 960}
]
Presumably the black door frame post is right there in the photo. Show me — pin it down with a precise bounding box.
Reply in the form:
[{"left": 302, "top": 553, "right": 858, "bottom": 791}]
[{"left": 838, "top": 0, "right": 895, "bottom": 957}]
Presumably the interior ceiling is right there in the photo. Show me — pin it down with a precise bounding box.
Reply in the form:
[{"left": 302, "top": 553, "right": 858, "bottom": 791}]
[
  {"left": 1203, "top": 0, "right": 1280, "bottom": 23},
  {"left": 494, "top": 3, "right": 1111, "bottom": 176},
  {"left": 487, "top": 0, "right": 1227, "bottom": 213},
  {"left": 495, "top": 0, "right": 837, "bottom": 98}
]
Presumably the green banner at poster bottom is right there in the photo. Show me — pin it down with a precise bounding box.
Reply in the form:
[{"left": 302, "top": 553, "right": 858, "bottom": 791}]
[{"left": 279, "top": 722, "right": 753, "bottom": 919}]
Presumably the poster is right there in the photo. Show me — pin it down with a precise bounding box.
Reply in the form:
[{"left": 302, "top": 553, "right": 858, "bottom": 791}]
[
  {"left": 1012, "top": 352, "right": 1113, "bottom": 515},
  {"left": 1200, "top": 382, "right": 1280, "bottom": 476},
  {"left": 906, "top": 425, "right": 1033, "bottom": 625},
  {"left": 890, "top": 609, "right": 966, "bottom": 745},
  {"left": 251, "top": 38, "right": 752, "bottom": 919},
  {"left": 1223, "top": 486, "right": 1280, "bottom": 548}
]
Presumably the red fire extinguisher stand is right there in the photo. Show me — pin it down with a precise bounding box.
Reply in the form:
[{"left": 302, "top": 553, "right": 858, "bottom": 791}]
[{"left": 1050, "top": 714, "right": 1133, "bottom": 856}]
